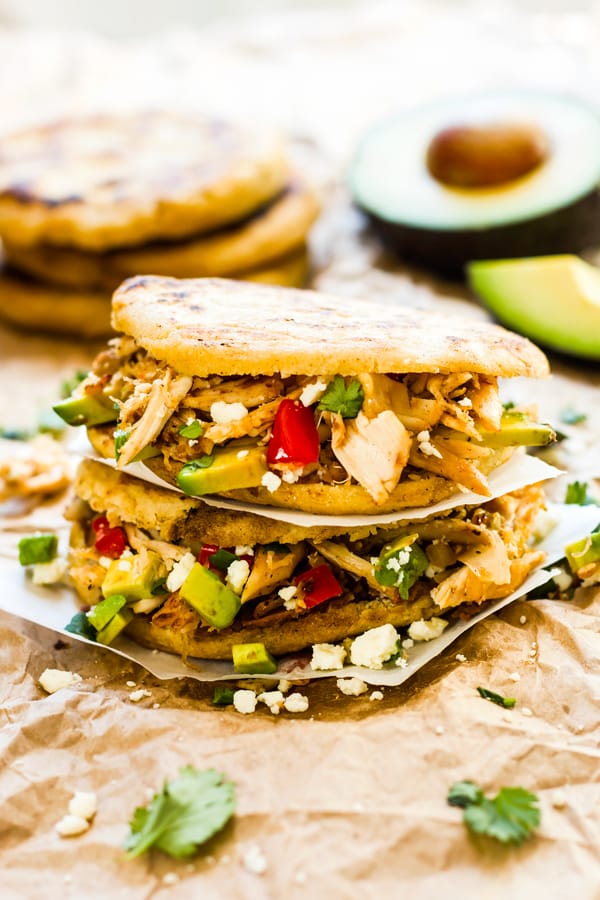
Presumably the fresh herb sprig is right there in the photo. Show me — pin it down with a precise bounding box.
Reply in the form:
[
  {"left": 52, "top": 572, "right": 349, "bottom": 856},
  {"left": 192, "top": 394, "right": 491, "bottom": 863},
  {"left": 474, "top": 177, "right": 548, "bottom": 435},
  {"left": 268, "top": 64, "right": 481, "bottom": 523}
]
[
  {"left": 318, "top": 376, "right": 364, "bottom": 419},
  {"left": 477, "top": 687, "right": 516, "bottom": 709},
  {"left": 448, "top": 780, "right": 540, "bottom": 846}
]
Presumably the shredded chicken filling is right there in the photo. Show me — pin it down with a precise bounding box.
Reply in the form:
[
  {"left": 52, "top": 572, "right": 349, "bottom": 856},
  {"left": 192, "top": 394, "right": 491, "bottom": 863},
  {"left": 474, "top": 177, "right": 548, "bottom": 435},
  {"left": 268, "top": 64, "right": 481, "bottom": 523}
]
[
  {"left": 69, "top": 485, "right": 545, "bottom": 635},
  {"left": 86, "top": 337, "right": 512, "bottom": 504}
]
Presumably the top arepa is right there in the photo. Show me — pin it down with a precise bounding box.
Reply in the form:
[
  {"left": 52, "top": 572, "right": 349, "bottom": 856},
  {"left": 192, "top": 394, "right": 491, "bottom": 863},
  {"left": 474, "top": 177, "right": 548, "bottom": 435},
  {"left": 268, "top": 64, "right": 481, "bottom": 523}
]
[
  {"left": 111, "top": 275, "right": 549, "bottom": 379},
  {"left": 0, "top": 112, "right": 288, "bottom": 251}
]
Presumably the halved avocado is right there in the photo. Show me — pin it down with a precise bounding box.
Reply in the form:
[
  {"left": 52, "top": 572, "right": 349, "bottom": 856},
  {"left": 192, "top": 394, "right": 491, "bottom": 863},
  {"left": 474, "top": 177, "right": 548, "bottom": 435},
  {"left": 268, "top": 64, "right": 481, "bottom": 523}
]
[
  {"left": 467, "top": 255, "right": 600, "bottom": 360},
  {"left": 349, "top": 92, "right": 600, "bottom": 277}
]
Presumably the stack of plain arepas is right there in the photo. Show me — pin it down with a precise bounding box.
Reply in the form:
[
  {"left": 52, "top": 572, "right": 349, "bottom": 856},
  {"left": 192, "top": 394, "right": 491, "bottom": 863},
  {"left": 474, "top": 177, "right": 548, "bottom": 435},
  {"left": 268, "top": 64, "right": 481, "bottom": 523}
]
[
  {"left": 0, "top": 112, "right": 318, "bottom": 338},
  {"left": 56, "top": 277, "right": 556, "bottom": 667}
]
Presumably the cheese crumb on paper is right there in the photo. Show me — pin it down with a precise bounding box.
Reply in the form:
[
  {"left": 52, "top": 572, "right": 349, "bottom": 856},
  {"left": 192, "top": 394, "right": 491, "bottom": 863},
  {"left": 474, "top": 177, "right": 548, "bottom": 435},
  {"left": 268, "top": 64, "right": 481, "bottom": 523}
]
[
  {"left": 233, "top": 689, "right": 257, "bottom": 715},
  {"left": 284, "top": 693, "right": 309, "bottom": 713},
  {"left": 311, "top": 642, "right": 347, "bottom": 671},
  {"left": 68, "top": 792, "right": 97, "bottom": 821},
  {"left": 337, "top": 677, "right": 368, "bottom": 697},
  {"left": 241, "top": 844, "right": 267, "bottom": 875},
  {"left": 55, "top": 815, "right": 89, "bottom": 838},
  {"left": 408, "top": 617, "right": 448, "bottom": 642},
  {"left": 129, "top": 689, "right": 152, "bottom": 703},
  {"left": 350, "top": 624, "right": 399, "bottom": 669},
  {"left": 39, "top": 668, "right": 82, "bottom": 694}
]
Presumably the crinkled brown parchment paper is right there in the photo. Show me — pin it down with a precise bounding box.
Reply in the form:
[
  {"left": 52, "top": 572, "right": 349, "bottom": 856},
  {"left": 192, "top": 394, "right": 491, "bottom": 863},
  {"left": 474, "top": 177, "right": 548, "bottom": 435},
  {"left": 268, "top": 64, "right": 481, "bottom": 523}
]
[{"left": 1, "top": 4, "right": 600, "bottom": 897}]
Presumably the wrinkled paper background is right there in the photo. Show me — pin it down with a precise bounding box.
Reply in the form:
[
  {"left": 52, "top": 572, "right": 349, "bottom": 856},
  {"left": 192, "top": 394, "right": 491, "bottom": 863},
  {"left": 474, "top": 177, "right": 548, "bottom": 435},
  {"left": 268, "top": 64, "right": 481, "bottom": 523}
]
[{"left": 1, "top": 3, "right": 600, "bottom": 897}]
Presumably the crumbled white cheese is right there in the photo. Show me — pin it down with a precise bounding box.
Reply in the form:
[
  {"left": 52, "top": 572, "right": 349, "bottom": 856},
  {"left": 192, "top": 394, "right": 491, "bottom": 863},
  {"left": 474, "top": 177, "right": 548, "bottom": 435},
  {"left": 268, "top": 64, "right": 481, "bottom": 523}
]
[
  {"left": 457, "top": 397, "right": 472, "bottom": 408},
  {"left": 234, "top": 545, "right": 254, "bottom": 557},
  {"left": 226, "top": 559, "right": 250, "bottom": 595},
  {"left": 417, "top": 438, "right": 442, "bottom": 459},
  {"left": 237, "top": 449, "right": 249, "bottom": 459},
  {"left": 369, "top": 690, "right": 384, "bottom": 702},
  {"left": 519, "top": 615, "right": 527, "bottom": 625},
  {"left": 129, "top": 689, "right": 152, "bottom": 703},
  {"left": 435, "top": 725, "right": 445, "bottom": 735},
  {"left": 337, "top": 677, "right": 368, "bottom": 697},
  {"left": 553, "top": 570, "right": 574, "bottom": 592},
  {"left": 284, "top": 692, "right": 309, "bottom": 713},
  {"left": 350, "top": 624, "right": 399, "bottom": 669},
  {"left": 68, "top": 792, "right": 97, "bottom": 821},
  {"left": 311, "top": 642, "right": 347, "bottom": 671},
  {"left": 210, "top": 401, "right": 248, "bottom": 424},
  {"left": 408, "top": 617, "right": 448, "bottom": 642},
  {"left": 165, "top": 551, "right": 196, "bottom": 593},
  {"left": 241, "top": 844, "right": 267, "bottom": 875},
  {"left": 508, "top": 672, "right": 521, "bottom": 682},
  {"left": 278, "top": 585, "right": 297, "bottom": 610},
  {"left": 188, "top": 439, "right": 198, "bottom": 447},
  {"left": 401, "top": 637, "right": 414, "bottom": 650},
  {"left": 455, "top": 653, "right": 467, "bottom": 663},
  {"left": 552, "top": 790, "right": 567, "bottom": 809},
  {"left": 257, "top": 690, "right": 284, "bottom": 715},
  {"left": 233, "top": 689, "right": 257, "bottom": 715},
  {"left": 395, "top": 656, "right": 408, "bottom": 668},
  {"left": 117, "top": 559, "right": 132, "bottom": 572},
  {"left": 163, "top": 872, "right": 180, "bottom": 886},
  {"left": 386, "top": 549, "right": 410, "bottom": 571},
  {"left": 55, "top": 815, "right": 89, "bottom": 838},
  {"left": 98, "top": 556, "right": 112, "bottom": 569},
  {"left": 186, "top": 416, "right": 196, "bottom": 425},
  {"left": 425, "top": 563, "right": 442, "bottom": 578},
  {"left": 39, "top": 668, "right": 82, "bottom": 694},
  {"left": 521, "top": 707, "right": 533, "bottom": 717},
  {"left": 126, "top": 680, "right": 137, "bottom": 688},
  {"left": 299, "top": 379, "right": 328, "bottom": 407},
  {"left": 277, "top": 679, "right": 291, "bottom": 693},
  {"left": 31, "top": 557, "right": 68, "bottom": 586},
  {"left": 281, "top": 467, "right": 303, "bottom": 484},
  {"left": 261, "top": 471, "right": 282, "bottom": 493}
]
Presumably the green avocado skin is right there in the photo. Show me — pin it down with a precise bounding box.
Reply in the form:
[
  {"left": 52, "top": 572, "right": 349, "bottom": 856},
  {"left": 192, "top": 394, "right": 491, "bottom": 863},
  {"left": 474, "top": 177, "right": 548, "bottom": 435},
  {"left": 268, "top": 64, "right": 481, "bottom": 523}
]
[{"left": 467, "top": 255, "right": 600, "bottom": 360}]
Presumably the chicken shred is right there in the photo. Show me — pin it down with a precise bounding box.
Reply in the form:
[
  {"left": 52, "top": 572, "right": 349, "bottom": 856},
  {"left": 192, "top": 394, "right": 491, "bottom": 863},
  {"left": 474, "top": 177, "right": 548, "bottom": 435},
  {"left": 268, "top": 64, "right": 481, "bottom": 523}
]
[{"left": 117, "top": 369, "right": 193, "bottom": 467}]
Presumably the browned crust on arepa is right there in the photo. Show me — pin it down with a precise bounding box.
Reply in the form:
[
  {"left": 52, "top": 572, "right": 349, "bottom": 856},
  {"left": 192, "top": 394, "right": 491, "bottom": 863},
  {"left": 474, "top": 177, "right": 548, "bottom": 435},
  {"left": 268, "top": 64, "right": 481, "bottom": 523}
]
[
  {"left": 0, "top": 113, "right": 289, "bottom": 251},
  {"left": 110, "top": 276, "right": 550, "bottom": 379}
]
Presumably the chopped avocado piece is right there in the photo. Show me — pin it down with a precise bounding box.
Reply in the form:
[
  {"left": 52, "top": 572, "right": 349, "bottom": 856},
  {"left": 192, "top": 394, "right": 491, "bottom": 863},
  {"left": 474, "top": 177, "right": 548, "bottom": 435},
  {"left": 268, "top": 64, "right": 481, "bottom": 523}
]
[
  {"left": 468, "top": 255, "right": 600, "bottom": 361},
  {"left": 87, "top": 593, "right": 128, "bottom": 631},
  {"left": 65, "top": 611, "right": 97, "bottom": 641},
  {"left": 349, "top": 93, "right": 600, "bottom": 276},
  {"left": 479, "top": 410, "right": 556, "bottom": 448},
  {"left": 212, "top": 685, "right": 235, "bottom": 706},
  {"left": 374, "top": 534, "right": 429, "bottom": 599},
  {"left": 96, "top": 606, "right": 133, "bottom": 645},
  {"left": 53, "top": 391, "right": 118, "bottom": 427},
  {"left": 101, "top": 551, "right": 163, "bottom": 601},
  {"left": 18, "top": 533, "right": 57, "bottom": 566},
  {"left": 232, "top": 642, "right": 277, "bottom": 675},
  {"left": 565, "top": 533, "right": 600, "bottom": 574},
  {"left": 180, "top": 563, "right": 241, "bottom": 628},
  {"left": 177, "top": 443, "right": 268, "bottom": 497}
]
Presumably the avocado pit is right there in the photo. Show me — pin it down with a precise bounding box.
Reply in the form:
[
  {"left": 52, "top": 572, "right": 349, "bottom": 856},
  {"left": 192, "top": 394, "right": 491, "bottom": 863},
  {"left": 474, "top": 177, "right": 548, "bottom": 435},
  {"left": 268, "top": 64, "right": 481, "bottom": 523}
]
[{"left": 426, "top": 121, "right": 549, "bottom": 189}]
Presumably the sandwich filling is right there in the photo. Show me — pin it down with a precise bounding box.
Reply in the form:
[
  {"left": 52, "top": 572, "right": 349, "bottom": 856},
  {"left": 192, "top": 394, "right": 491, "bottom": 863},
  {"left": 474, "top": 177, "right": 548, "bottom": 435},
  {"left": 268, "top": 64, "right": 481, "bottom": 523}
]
[
  {"left": 58, "top": 336, "right": 555, "bottom": 504},
  {"left": 67, "top": 481, "right": 546, "bottom": 658}
]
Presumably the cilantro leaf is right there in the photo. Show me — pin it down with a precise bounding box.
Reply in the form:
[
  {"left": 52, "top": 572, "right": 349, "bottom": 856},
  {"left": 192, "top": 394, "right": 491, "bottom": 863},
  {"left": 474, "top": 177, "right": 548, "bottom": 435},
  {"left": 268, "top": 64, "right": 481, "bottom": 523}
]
[
  {"left": 565, "top": 481, "right": 597, "bottom": 506},
  {"left": 318, "top": 376, "right": 364, "bottom": 419},
  {"left": 559, "top": 407, "right": 587, "bottom": 426},
  {"left": 447, "top": 781, "right": 483, "bottom": 808},
  {"left": 212, "top": 686, "right": 235, "bottom": 706},
  {"left": 447, "top": 781, "right": 540, "bottom": 846},
  {"left": 124, "top": 766, "right": 235, "bottom": 859},
  {"left": 179, "top": 420, "right": 204, "bottom": 439},
  {"left": 477, "top": 687, "right": 517, "bottom": 708},
  {"left": 464, "top": 788, "right": 540, "bottom": 846}
]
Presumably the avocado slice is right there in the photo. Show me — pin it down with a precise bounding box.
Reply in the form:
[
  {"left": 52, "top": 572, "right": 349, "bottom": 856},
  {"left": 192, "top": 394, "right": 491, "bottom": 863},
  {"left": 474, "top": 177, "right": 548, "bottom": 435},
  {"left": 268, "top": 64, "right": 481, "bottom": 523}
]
[
  {"left": 96, "top": 606, "right": 133, "bottom": 646},
  {"left": 180, "top": 562, "right": 241, "bottom": 628},
  {"left": 53, "top": 391, "right": 117, "bottom": 427},
  {"left": 468, "top": 255, "right": 600, "bottom": 360},
  {"left": 232, "top": 642, "right": 277, "bottom": 674},
  {"left": 87, "top": 593, "right": 128, "bottom": 631},
  {"left": 349, "top": 92, "right": 600, "bottom": 276},
  {"left": 565, "top": 533, "right": 600, "bottom": 574},
  {"left": 176, "top": 443, "right": 268, "bottom": 497},
  {"left": 479, "top": 411, "right": 555, "bottom": 448},
  {"left": 101, "top": 551, "right": 163, "bottom": 601}
]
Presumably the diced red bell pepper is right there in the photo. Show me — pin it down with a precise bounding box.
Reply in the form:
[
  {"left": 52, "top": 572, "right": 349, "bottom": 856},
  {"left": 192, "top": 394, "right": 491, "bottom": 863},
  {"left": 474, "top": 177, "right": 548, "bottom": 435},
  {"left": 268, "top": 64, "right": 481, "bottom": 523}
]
[
  {"left": 95, "top": 525, "right": 127, "bottom": 559},
  {"left": 267, "top": 399, "right": 320, "bottom": 467},
  {"left": 198, "top": 543, "right": 220, "bottom": 567},
  {"left": 91, "top": 515, "right": 110, "bottom": 536},
  {"left": 293, "top": 564, "right": 343, "bottom": 609}
]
